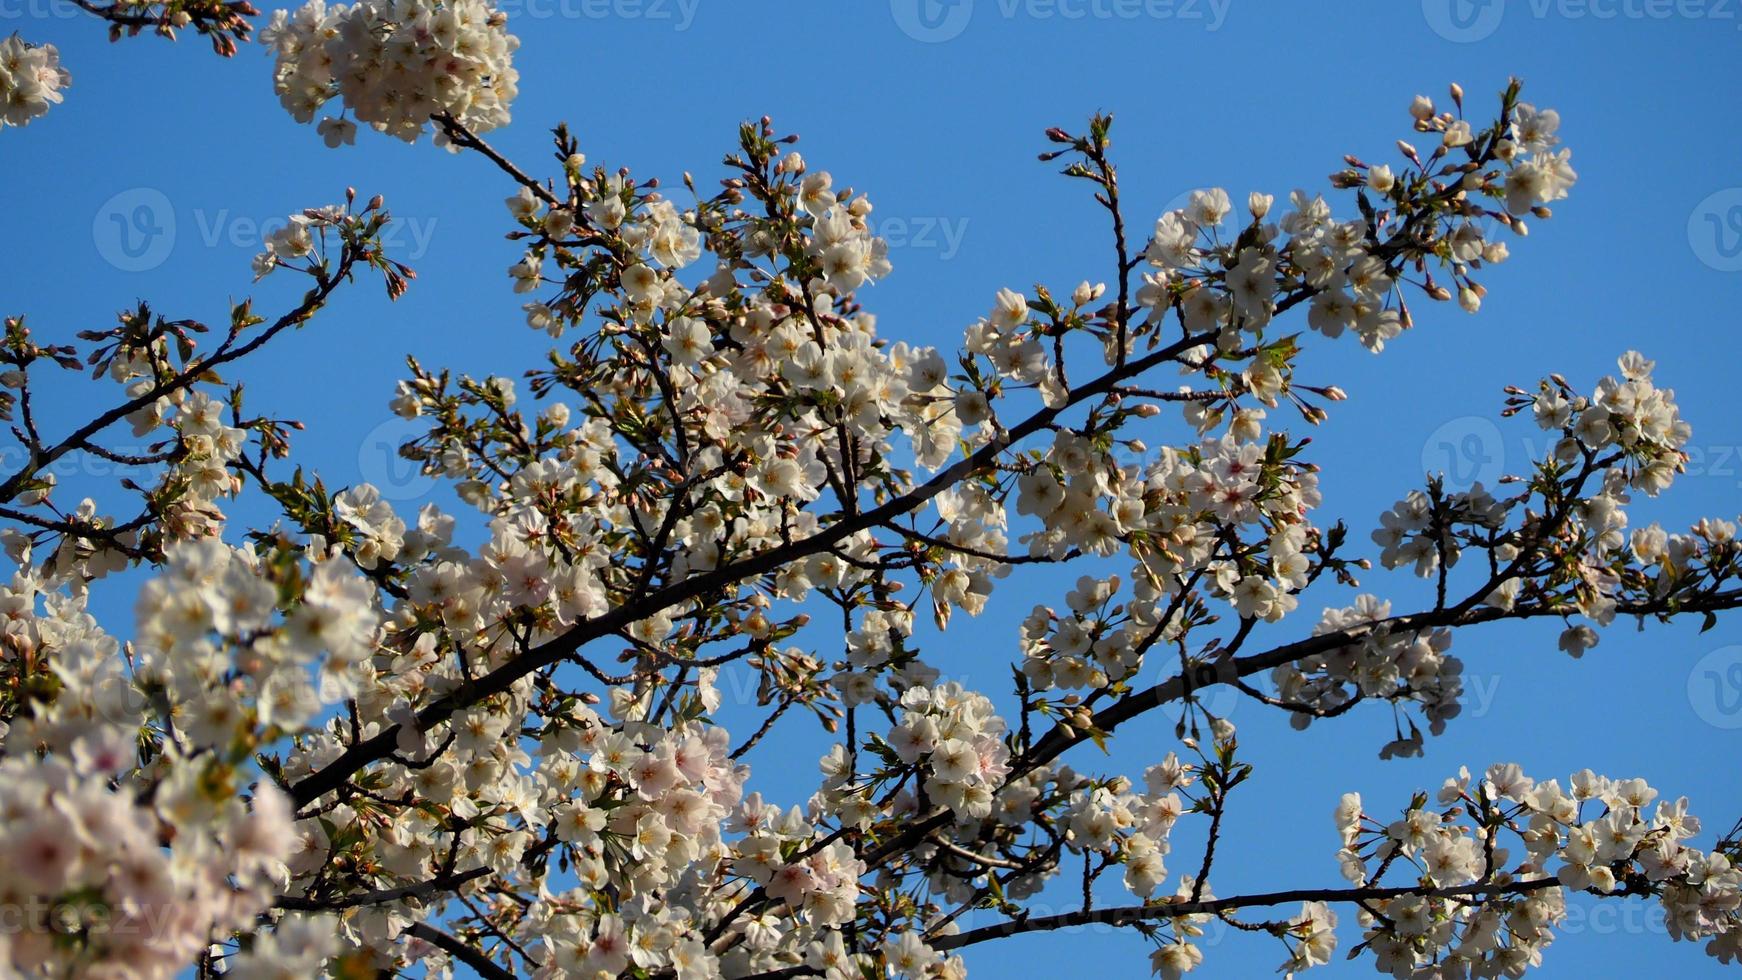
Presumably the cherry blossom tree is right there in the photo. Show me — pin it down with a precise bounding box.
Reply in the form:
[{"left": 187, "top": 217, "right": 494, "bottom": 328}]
[{"left": 2, "top": 4, "right": 1739, "bottom": 978}]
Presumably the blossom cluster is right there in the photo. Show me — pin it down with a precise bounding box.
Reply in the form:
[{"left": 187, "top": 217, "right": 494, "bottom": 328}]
[
  {"left": 264, "top": 0, "right": 519, "bottom": 146},
  {"left": 0, "top": 571, "right": 296, "bottom": 979},
  {"left": 135, "top": 539, "right": 380, "bottom": 731},
  {"left": 0, "top": 35, "right": 69, "bottom": 131},
  {"left": 1065, "top": 755, "right": 1190, "bottom": 898},
  {"left": 1272, "top": 595, "right": 1462, "bottom": 758},
  {"left": 1373, "top": 352, "right": 1692, "bottom": 599},
  {"left": 886, "top": 682, "right": 1013, "bottom": 822},
  {"left": 1020, "top": 573, "right": 1150, "bottom": 692},
  {"left": 1528, "top": 351, "right": 1689, "bottom": 497},
  {"left": 0, "top": 755, "right": 294, "bottom": 978},
  {"left": 1337, "top": 765, "right": 1741, "bottom": 977}
]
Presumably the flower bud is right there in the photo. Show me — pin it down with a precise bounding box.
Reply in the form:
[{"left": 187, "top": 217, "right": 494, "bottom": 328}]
[{"left": 1458, "top": 285, "right": 1481, "bottom": 313}]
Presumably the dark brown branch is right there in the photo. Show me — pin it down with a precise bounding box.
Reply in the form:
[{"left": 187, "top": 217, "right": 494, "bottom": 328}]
[
  {"left": 403, "top": 922, "right": 516, "bottom": 980},
  {"left": 735, "top": 877, "right": 1563, "bottom": 980},
  {"left": 0, "top": 254, "right": 359, "bottom": 506},
  {"left": 929, "top": 876, "right": 1563, "bottom": 951},
  {"left": 275, "top": 866, "right": 492, "bottom": 912}
]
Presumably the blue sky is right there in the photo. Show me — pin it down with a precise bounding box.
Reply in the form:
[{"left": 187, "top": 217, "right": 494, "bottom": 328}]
[{"left": 4, "top": 0, "right": 1742, "bottom": 976}]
